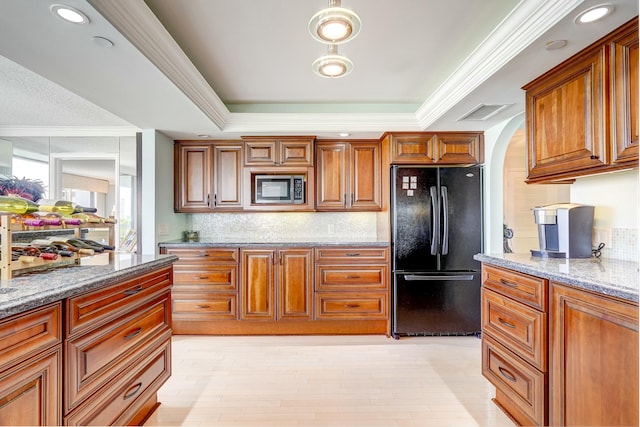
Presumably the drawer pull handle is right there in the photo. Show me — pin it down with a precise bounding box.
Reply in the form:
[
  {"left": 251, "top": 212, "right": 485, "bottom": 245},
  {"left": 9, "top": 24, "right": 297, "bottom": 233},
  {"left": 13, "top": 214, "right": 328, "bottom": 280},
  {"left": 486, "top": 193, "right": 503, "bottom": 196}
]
[
  {"left": 197, "top": 275, "right": 209, "bottom": 280},
  {"left": 499, "top": 279, "right": 518, "bottom": 288},
  {"left": 498, "top": 367, "right": 517, "bottom": 382},
  {"left": 123, "top": 382, "right": 143, "bottom": 400},
  {"left": 346, "top": 275, "right": 361, "bottom": 279},
  {"left": 197, "top": 253, "right": 210, "bottom": 257},
  {"left": 345, "top": 253, "right": 360, "bottom": 257},
  {"left": 196, "top": 304, "right": 211, "bottom": 309},
  {"left": 498, "top": 317, "right": 516, "bottom": 328},
  {"left": 123, "top": 285, "right": 143, "bottom": 296},
  {"left": 124, "top": 327, "right": 143, "bottom": 340},
  {"left": 345, "top": 303, "right": 361, "bottom": 308}
]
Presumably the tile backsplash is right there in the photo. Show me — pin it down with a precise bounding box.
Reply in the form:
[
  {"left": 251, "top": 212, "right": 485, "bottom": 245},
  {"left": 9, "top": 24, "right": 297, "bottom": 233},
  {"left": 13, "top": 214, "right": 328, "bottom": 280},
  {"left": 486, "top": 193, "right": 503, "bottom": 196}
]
[
  {"left": 190, "top": 212, "right": 381, "bottom": 243},
  {"left": 602, "top": 227, "right": 638, "bottom": 262}
]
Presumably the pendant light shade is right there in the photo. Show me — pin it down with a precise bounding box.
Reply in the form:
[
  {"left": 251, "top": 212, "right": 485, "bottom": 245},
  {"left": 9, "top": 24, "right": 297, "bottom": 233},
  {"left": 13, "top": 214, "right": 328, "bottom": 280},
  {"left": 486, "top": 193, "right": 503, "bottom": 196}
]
[
  {"left": 308, "top": 0, "right": 361, "bottom": 44},
  {"left": 312, "top": 45, "right": 353, "bottom": 78}
]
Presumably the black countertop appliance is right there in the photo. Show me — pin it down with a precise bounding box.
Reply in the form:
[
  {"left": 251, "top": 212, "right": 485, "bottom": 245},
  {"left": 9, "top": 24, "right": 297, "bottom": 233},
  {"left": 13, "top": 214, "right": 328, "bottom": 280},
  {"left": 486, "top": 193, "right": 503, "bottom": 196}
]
[{"left": 391, "top": 165, "right": 483, "bottom": 338}]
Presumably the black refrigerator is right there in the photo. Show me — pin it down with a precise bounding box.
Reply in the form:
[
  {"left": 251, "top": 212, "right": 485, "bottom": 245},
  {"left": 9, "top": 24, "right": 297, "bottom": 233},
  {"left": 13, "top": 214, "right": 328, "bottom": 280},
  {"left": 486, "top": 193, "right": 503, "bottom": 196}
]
[{"left": 391, "top": 165, "right": 483, "bottom": 338}]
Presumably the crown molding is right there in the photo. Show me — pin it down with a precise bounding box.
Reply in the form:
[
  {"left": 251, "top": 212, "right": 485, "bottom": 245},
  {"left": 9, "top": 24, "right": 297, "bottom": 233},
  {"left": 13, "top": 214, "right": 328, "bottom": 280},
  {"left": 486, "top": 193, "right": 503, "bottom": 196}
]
[
  {"left": 0, "top": 126, "right": 140, "bottom": 137},
  {"left": 415, "top": 0, "right": 584, "bottom": 129},
  {"left": 88, "top": 0, "right": 229, "bottom": 130},
  {"left": 223, "top": 113, "right": 422, "bottom": 133}
]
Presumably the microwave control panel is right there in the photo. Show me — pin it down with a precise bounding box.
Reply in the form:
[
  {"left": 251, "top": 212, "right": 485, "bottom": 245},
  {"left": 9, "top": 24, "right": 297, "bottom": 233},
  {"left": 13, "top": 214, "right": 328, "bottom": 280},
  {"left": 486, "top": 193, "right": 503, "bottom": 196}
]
[{"left": 293, "top": 177, "right": 304, "bottom": 202}]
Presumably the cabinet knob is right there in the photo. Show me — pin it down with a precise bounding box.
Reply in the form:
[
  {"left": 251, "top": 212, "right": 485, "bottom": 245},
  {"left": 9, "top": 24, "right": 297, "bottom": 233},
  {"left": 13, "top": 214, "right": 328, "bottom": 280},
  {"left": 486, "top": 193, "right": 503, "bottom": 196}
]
[{"left": 590, "top": 155, "right": 600, "bottom": 160}]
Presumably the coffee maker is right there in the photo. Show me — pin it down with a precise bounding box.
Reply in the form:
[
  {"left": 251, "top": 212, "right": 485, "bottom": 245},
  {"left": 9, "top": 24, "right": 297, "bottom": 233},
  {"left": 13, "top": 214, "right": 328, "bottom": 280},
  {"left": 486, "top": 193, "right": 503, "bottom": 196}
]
[{"left": 531, "top": 203, "right": 594, "bottom": 258}]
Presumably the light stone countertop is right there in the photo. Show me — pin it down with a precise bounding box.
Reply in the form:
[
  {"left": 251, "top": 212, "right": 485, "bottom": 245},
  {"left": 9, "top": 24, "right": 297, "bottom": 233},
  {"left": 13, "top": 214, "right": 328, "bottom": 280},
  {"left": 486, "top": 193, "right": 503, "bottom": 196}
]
[
  {"left": 474, "top": 252, "right": 639, "bottom": 303},
  {"left": 158, "top": 240, "right": 390, "bottom": 248},
  {"left": 0, "top": 253, "right": 178, "bottom": 321}
]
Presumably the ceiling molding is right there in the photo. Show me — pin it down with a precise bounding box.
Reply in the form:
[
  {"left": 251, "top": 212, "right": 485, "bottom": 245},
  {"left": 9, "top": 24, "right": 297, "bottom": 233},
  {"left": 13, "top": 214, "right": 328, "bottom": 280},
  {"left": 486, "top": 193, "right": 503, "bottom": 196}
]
[
  {"left": 414, "top": 0, "right": 584, "bottom": 129},
  {"left": 223, "top": 113, "right": 422, "bottom": 133},
  {"left": 0, "top": 126, "right": 140, "bottom": 137},
  {"left": 88, "top": 0, "right": 229, "bottom": 130}
]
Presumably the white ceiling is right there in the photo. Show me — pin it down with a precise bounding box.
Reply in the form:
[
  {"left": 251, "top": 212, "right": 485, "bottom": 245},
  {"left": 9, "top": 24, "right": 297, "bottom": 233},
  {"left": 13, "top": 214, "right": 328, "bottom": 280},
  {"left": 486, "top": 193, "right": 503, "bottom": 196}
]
[{"left": 0, "top": 0, "right": 637, "bottom": 141}]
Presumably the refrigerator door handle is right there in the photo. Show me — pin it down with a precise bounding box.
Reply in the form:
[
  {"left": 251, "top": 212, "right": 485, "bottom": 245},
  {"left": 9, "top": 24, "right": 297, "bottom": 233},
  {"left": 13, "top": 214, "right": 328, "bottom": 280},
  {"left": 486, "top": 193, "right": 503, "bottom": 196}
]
[
  {"left": 429, "top": 186, "right": 439, "bottom": 255},
  {"left": 441, "top": 186, "right": 449, "bottom": 255},
  {"left": 403, "top": 274, "right": 475, "bottom": 281}
]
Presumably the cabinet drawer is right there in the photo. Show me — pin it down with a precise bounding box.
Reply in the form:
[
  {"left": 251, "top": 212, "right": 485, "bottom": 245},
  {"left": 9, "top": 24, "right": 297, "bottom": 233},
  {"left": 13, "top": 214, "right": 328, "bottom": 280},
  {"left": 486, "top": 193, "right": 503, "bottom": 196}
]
[
  {"left": 166, "top": 248, "right": 238, "bottom": 264},
  {"left": 173, "top": 292, "right": 237, "bottom": 319},
  {"left": 65, "top": 338, "right": 171, "bottom": 426},
  {"left": 316, "top": 265, "right": 387, "bottom": 290},
  {"left": 0, "top": 302, "right": 61, "bottom": 371},
  {"left": 65, "top": 293, "right": 170, "bottom": 411},
  {"left": 482, "top": 289, "right": 547, "bottom": 371},
  {"left": 67, "top": 267, "right": 172, "bottom": 336},
  {"left": 482, "top": 265, "right": 547, "bottom": 311},
  {"left": 315, "top": 293, "right": 387, "bottom": 319},
  {"left": 482, "top": 335, "right": 546, "bottom": 426},
  {"left": 315, "top": 247, "right": 389, "bottom": 263},
  {"left": 173, "top": 265, "right": 237, "bottom": 291}
]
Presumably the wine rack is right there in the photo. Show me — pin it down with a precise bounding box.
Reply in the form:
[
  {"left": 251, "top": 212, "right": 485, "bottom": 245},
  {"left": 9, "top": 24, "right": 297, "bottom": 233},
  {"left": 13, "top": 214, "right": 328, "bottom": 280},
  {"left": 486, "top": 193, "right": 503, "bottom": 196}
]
[{"left": 0, "top": 214, "right": 115, "bottom": 280}]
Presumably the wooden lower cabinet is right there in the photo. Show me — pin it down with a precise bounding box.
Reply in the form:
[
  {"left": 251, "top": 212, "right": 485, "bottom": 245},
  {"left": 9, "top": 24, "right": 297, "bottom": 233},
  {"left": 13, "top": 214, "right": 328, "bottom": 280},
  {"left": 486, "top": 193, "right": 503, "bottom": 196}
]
[
  {"left": 0, "top": 303, "right": 62, "bottom": 426},
  {"left": 162, "top": 244, "right": 390, "bottom": 335},
  {"left": 64, "top": 266, "right": 173, "bottom": 425},
  {"left": 550, "top": 282, "right": 639, "bottom": 426}
]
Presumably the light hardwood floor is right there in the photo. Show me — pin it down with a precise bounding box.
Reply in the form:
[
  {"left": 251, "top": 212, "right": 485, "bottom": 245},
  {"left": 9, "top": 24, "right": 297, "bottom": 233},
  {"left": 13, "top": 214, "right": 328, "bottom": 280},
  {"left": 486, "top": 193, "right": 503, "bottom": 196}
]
[{"left": 144, "top": 335, "right": 515, "bottom": 427}]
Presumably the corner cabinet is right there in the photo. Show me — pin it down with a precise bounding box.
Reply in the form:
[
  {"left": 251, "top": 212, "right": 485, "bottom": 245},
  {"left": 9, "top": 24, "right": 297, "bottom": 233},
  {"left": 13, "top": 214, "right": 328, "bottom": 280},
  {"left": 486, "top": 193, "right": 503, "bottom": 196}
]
[
  {"left": 315, "top": 140, "right": 382, "bottom": 211},
  {"left": 550, "top": 282, "right": 638, "bottom": 426},
  {"left": 382, "top": 132, "right": 484, "bottom": 165},
  {"left": 174, "top": 140, "right": 243, "bottom": 212},
  {"left": 524, "top": 17, "right": 638, "bottom": 183}
]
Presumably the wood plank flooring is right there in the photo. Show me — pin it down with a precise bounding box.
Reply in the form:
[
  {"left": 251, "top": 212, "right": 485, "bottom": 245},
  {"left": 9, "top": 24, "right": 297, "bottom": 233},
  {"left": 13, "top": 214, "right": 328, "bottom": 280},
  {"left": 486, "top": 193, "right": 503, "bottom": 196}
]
[{"left": 144, "top": 335, "right": 515, "bottom": 427}]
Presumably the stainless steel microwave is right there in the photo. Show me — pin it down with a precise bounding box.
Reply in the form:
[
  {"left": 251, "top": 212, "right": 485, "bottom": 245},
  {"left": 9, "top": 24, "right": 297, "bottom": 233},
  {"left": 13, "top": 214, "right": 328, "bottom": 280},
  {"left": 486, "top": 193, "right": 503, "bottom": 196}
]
[{"left": 254, "top": 175, "right": 305, "bottom": 204}]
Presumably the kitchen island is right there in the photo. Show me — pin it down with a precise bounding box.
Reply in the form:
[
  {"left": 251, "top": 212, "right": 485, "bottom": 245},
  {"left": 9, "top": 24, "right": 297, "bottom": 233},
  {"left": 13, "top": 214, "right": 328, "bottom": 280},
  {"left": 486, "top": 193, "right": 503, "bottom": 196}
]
[
  {"left": 475, "top": 253, "right": 638, "bottom": 426},
  {"left": 0, "top": 253, "right": 177, "bottom": 426}
]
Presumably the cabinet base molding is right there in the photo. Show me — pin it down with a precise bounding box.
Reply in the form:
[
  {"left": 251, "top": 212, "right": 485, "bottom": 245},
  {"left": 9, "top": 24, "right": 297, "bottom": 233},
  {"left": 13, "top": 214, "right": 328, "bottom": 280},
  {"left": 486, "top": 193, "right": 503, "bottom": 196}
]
[
  {"left": 493, "top": 390, "right": 538, "bottom": 427},
  {"left": 172, "top": 319, "right": 387, "bottom": 335}
]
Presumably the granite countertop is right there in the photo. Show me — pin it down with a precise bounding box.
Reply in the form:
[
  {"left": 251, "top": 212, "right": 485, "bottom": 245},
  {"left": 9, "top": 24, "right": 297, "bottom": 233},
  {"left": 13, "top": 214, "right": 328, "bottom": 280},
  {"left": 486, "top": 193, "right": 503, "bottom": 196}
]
[
  {"left": 474, "top": 253, "right": 639, "bottom": 303},
  {"left": 0, "top": 253, "right": 178, "bottom": 321},
  {"left": 158, "top": 239, "right": 390, "bottom": 248}
]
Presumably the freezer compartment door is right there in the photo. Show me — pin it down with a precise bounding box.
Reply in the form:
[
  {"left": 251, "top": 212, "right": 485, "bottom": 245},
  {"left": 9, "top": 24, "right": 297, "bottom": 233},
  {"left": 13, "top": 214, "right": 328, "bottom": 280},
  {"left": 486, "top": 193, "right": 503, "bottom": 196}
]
[{"left": 392, "top": 271, "right": 481, "bottom": 338}]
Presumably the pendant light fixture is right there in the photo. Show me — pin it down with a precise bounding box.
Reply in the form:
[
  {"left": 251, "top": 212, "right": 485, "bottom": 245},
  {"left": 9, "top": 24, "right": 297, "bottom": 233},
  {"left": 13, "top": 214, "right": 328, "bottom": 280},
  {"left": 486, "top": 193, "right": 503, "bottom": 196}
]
[
  {"left": 308, "top": 0, "right": 361, "bottom": 44},
  {"left": 312, "top": 44, "right": 353, "bottom": 78}
]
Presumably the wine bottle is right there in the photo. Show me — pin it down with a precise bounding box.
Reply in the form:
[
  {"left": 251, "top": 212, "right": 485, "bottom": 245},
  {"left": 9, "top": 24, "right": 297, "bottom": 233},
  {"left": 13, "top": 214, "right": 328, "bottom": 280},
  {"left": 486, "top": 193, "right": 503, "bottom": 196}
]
[
  {"left": 73, "top": 205, "right": 97, "bottom": 213},
  {"left": 0, "top": 195, "right": 39, "bottom": 215},
  {"left": 36, "top": 199, "right": 75, "bottom": 216}
]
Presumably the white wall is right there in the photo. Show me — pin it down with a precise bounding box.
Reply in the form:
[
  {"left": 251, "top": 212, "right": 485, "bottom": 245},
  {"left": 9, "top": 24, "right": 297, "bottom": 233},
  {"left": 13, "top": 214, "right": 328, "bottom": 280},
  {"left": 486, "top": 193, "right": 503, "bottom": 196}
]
[{"left": 140, "top": 130, "right": 188, "bottom": 254}]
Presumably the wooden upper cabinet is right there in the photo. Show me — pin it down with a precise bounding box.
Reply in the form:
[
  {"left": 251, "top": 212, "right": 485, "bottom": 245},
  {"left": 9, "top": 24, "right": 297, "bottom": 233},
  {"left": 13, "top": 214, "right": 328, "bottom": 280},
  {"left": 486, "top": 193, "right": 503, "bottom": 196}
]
[
  {"left": 174, "top": 141, "right": 243, "bottom": 212},
  {"left": 524, "top": 17, "right": 639, "bottom": 183},
  {"left": 243, "top": 136, "right": 314, "bottom": 166},
  {"left": 315, "top": 140, "right": 381, "bottom": 211},
  {"left": 174, "top": 143, "right": 213, "bottom": 212},
  {"left": 385, "top": 132, "right": 484, "bottom": 165},
  {"left": 610, "top": 18, "right": 639, "bottom": 165}
]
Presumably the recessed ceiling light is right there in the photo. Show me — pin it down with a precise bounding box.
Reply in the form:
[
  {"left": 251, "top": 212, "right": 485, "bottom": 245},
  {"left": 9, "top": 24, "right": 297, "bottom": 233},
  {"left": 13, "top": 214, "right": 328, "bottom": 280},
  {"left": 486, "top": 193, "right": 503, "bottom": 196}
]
[
  {"left": 50, "top": 4, "right": 90, "bottom": 24},
  {"left": 197, "top": 134, "right": 210, "bottom": 138},
  {"left": 575, "top": 4, "right": 614, "bottom": 24},
  {"left": 92, "top": 36, "right": 114, "bottom": 48},
  {"left": 338, "top": 132, "right": 350, "bottom": 137},
  {"left": 545, "top": 40, "right": 567, "bottom": 50}
]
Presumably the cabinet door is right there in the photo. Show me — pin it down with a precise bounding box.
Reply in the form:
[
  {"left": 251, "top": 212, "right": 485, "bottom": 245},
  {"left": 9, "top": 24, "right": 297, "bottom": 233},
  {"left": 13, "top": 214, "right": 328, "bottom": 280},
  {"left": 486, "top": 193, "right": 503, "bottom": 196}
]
[
  {"left": 350, "top": 143, "right": 381, "bottom": 210},
  {"left": 174, "top": 143, "right": 213, "bottom": 212},
  {"left": 241, "top": 249, "right": 275, "bottom": 320},
  {"left": 550, "top": 282, "right": 638, "bottom": 426},
  {"left": 315, "top": 143, "right": 347, "bottom": 209},
  {"left": 279, "top": 138, "right": 313, "bottom": 166},
  {"left": 524, "top": 47, "right": 607, "bottom": 182},
  {"left": 213, "top": 144, "right": 242, "bottom": 208},
  {"left": 0, "top": 346, "right": 62, "bottom": 426},
  {"left": 610, "top": 20, "right": 639, "bottom": 165},
  {"left": 277, "top": 249, "right": 313, "bottom": 320},
  {"left": 390, "top": 133, "right": 437, "bottom": 164},
  {"left": 435, "top": 133, "right": 484, "bottom": 164},
  {"left": 244, "top": 140, "right": 277, "bottom": 166}
]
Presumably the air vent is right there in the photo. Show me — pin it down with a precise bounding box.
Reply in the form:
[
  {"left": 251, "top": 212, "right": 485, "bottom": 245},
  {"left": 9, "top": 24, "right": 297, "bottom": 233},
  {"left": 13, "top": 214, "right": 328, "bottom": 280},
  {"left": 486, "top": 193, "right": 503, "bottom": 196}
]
[{"left": 458, "top": 104, "right": 511, "bottom": 121}]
